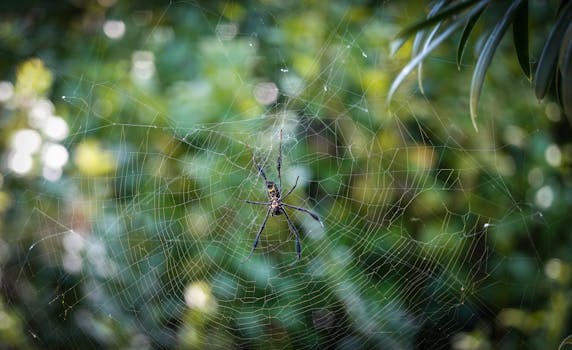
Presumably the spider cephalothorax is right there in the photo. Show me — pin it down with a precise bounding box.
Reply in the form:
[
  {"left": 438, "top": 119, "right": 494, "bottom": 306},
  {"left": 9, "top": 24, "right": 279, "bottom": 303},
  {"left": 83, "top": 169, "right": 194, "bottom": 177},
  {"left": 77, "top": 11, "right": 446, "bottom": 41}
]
[{"left": 243, "top": 129, "right": 323, "bottom": 263}]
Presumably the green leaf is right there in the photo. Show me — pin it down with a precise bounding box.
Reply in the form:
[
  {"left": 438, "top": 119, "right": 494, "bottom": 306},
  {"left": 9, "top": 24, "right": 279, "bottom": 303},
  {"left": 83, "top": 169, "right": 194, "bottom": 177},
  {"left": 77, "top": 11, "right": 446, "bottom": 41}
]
[
  {"left": 470, "top": 0, "right": 524, "bottom": 131},
  {"left": 394, "top": 0, "right": 488, "bottom": 41},
  {"left": 512, "top": 0, "right": 530, "bottom": 79},
  {"left": 388, "top": 22, "right": 464, "bottom": 104},
  {"left": 534, "top": 1, "right": 572, "bottom": 100},
  {"left": 557, "top": 0, "right": 571, "bottom": 15},
  {"left": 392, "top": 0, "right": 448, "bottom": 57},
  {"left": 388, "top": 1, "right": 490, "bottom": 103},
  {"left": 390, "top": 38, "right": 409, "bottom": 57},
  {"left": 418, "top": 24, "right": 442, "bottom": 95},
  {"left": 413, "top": 1, "right": 447, "bottom": 54},
  {"left": 411, "top": 30, "right": 426, "bottom": 56},
  {"left": 412, "top": 2, "right": 447, "bottom": 93},
  {"left": 457, "top": 6, "right": 485, "bottom": 69},
  {"left": 558, "top": 21, "right": 572, "bottom": 121},
  {"left": 559, "top": 334, "right": 572, "bottom": 350}
]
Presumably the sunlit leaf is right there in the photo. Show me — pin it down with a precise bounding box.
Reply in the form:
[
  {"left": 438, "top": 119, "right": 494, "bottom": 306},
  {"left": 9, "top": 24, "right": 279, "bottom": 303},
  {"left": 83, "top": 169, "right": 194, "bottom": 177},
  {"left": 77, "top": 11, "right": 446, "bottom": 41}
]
[
  {"left": 412, "top": 1, "right": 448, "bottom": 94},
  {"left": 390, "top": 37, "right": 409, "bottom": 57},
  {"left": 418, "top": 24, "right": 441, "bottom": 95},
  {"left": 470, "top": 0, "right": 524, "bottom": 131},
  {"left": 512, "top": 0, "right": 530, "bottom": 79},
  {"left": 411, "top": 29, "right": 426, "bottom": 57},
  {"left": 534, "top": 1, "right": 572, "bottom": 100},
  {"left": 457, "top": 6, "right": 485, "bottom": 69},
  {"left": 411, "top": 0, "right": 448, "bottom": 57},
  {"left": 388, "top": 22, "right": 463, "bottom": 103},
  {"left": 389, "top": 1, "right": 491, "bottom": 103},
  {"left": 394, "top": 0, "right": 488, "bottom": 41}
]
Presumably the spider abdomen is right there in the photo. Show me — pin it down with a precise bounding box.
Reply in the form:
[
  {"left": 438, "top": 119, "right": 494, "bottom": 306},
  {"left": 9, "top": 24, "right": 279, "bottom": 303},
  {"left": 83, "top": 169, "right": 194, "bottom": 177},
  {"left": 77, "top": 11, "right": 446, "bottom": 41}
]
[{"left": 271, "top": 200, "right": 282, "bottom": 216}]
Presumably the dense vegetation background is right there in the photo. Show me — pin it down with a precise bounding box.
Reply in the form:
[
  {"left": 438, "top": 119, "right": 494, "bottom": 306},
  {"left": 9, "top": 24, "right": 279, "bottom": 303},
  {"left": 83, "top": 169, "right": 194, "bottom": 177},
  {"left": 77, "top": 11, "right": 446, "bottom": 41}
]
[{"left": 0, "top": 1, "right": 570, "bottom": 349}]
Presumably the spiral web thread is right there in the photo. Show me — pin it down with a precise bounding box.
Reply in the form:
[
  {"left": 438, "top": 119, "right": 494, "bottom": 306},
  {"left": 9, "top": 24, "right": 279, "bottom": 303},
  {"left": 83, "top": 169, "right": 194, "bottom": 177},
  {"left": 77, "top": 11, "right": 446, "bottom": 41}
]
[{"left": 12, "top": 2, "right": 543, "bottom": 348}]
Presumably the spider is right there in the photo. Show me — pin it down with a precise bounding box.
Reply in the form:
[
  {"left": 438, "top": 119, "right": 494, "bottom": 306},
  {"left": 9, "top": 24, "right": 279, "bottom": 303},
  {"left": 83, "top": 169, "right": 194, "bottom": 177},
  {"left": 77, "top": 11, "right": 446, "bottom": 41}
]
[{"left": 243, "top": 129, "right": 323, "bottom": 263}]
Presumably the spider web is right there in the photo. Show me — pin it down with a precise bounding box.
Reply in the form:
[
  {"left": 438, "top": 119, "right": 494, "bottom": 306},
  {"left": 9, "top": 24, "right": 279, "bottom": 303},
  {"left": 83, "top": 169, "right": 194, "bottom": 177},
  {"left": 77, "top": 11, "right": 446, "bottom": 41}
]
[{"left": 3, "top": 1, "right": 552, "bottom": 349}]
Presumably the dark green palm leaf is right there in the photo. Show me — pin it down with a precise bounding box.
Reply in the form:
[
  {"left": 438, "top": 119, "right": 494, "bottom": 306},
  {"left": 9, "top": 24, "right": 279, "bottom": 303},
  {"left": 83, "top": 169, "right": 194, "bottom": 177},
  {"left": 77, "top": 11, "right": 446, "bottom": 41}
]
[
  {"left": 391, "top": 0, "right": 572, "bottom": 127},
  {"left": 391, "top": 0, "right": 489, "bottom": 56},
  {"left": 388, "top": 1, "right": 491, "bottom": 103},
  {"left": 559, "top": 334, "right": 572, "bottom": 350},
  {"left": 558, "top": 21, "right": 572, "bottom": 121},
  {"left": 418, "top": 24, "right": 442, "bottom": 95},
  {"left": 557, "top": 0, "right": 571, "bottom": 15},
  {"left": 411, "top": 0, "right": 447, "bottom": 58},
  {"left": 470, "top": 0, "right": 524, "bottom": 131},
  {"left": 388, "top": 22, "right": 465, "bottom": 103},
  {"left": 512, "top": 0, "right": 530, "bottom": 79},
  {"left": 395, "top": 0, "right": 486, "bottom": 40},
  {"left": 413, "top": 2, "right": 448, "bottom": 95},
  {"left": 534, "top": 1, "right": 572, "bottom": 100},
  {"left": 457, "top": 6, "right": 485, "bottom": 69}
]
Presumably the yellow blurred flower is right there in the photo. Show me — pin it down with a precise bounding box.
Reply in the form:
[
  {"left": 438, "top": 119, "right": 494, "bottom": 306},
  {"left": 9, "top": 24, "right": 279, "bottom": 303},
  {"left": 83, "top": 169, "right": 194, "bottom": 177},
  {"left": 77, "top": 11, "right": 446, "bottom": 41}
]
[
  {"left": 15, "top": 58, "right": 53, "bottom": 98},
  {"left": 220, "top": 2, "right": 246, "bottom": 21},
  {"left": 361, "top": 69, "right": 390, "bottom": 97},
  {"left": 293, "top": 55, "right": 320, "bottom": 79},
  {"left": 74, "top": 140, "right": 116, "bottom": 176}
]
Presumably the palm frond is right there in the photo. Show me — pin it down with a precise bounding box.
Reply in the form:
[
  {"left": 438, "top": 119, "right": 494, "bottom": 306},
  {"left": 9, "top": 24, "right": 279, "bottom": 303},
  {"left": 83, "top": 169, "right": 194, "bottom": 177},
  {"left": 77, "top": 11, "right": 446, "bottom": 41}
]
[
  {"left": 388, "top": 1, "right": 491, "bottom": 103},
  {"left": 395, "top": 0, "right": 486, "bottom": 41},
  {"left": 391, "top": 0, "right": 488, "bottom": 56},
  {"left": 470, "top": 0, "right": 524, "bottom": 131},
  {"left": 558, "top": 21, "right": 572, "bottom": 121},
  {"left": 534, "top": 1, "right": 572, "bottom": 100},
  {"left": 457, "top": 6, "right": 485, "bottom": 69},
  {"left": 390, "top": 0, "right": 572, "bottom": 129},
  {"left": 512, "top": 0, "right": 530, "bottom": 79}
]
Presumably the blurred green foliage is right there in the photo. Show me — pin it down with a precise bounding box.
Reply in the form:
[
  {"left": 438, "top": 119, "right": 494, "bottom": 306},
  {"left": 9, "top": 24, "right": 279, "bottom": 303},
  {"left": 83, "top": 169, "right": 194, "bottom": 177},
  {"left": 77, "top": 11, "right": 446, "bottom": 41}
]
[{"left": 0, "top": 1, "right": 571, "bottom": 349}]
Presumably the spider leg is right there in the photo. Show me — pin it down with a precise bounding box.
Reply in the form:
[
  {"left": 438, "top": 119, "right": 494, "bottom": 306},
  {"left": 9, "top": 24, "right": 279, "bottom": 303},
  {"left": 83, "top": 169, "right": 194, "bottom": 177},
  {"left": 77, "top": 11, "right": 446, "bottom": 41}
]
[
  {"left": 277, "top": 129, "right": 283, "bottom": 190},
  {"left": 282, "top": 203, "right": 323, "bottom": 227},
  {"left": 281, "top": 208, "right": 301, "bottom": 262},
  {"left": 252, "top": 153, "right": 268, "bottom": 183},
  {"left": 243, "top": 200, "right": 271, "bottom": 205},
  {"left": 280, "top": 176, "right": 299, "bottom": 200},
  {"left": 242, "top": 208, "right": 271, "bottom": 262}
]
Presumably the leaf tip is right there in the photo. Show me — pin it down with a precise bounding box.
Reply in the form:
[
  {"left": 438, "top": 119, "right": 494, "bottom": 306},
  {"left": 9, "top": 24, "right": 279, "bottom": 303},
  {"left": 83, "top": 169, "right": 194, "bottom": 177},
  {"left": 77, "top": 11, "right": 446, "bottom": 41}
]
[
  {"left": 470, "top": 106, "right": 479, "bottom": 132},
  {"left": 390, "top": 39, "right": 405, "bottom": 57}
]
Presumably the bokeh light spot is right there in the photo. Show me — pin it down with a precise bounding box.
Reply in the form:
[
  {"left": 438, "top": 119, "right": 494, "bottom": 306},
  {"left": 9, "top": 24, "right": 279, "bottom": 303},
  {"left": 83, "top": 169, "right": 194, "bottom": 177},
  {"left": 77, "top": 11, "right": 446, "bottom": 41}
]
[
  {"left": 10, "top": 129, "right": 42, "bottom": 154},
  {"left": 254, "top": 82, "right": 279, "bottom": 105},
  {"left": 103, "top": 20, "right": 126, "bottom": 39},
  {"left": 8, "top": 151, "right": 33, "bottom": 175},
  {"left": 42, "top": 143, "right": 69, "bottom": 169},
  {"left": 535, "top": 185, "right": 554, "bottom": 209},
  {"left": 0, "top": 81, "right": 14, "bottom": 102},
  {"left": 545, "top": 144, "right": 561, "bottom": 167},
  {"left": 42, "top": 116, "right": 69, "bottom": 141}
]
